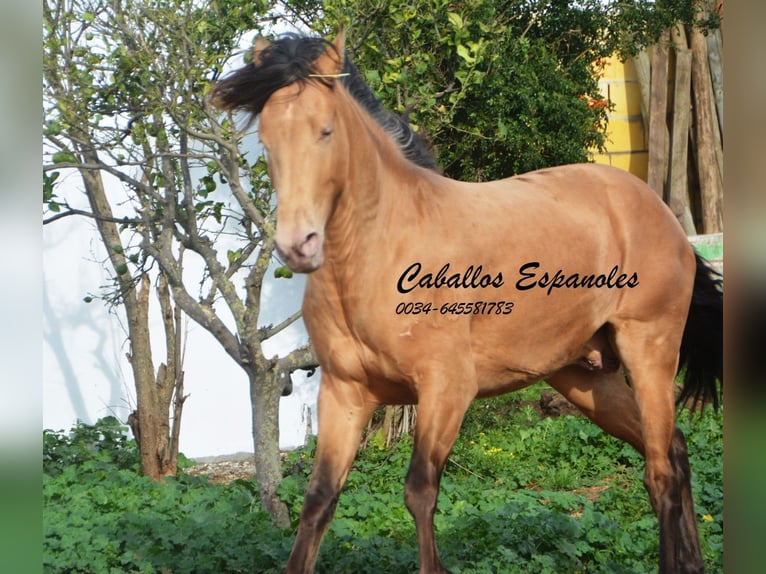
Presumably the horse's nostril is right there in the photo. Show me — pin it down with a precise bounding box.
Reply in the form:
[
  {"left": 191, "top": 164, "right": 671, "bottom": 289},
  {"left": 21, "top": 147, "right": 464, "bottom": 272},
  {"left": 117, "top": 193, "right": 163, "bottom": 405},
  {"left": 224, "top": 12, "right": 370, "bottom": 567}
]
[{"left": 300, "top": 232, "right": 320, "bottom": 258}]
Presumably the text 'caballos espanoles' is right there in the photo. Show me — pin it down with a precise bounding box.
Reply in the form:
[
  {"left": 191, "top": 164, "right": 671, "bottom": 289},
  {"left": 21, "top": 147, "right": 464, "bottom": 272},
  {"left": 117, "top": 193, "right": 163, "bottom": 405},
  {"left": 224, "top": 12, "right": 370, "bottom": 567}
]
[{"left": 396, "top": 261, "right": 639, "bottom": 296}]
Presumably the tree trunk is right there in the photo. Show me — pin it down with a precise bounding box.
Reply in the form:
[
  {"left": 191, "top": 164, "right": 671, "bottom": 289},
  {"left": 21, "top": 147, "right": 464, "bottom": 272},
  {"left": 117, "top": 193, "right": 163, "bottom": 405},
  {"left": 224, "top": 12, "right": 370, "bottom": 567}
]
[
  {"left": 249, "top": 366, "right": 291, "bottom": 528},
  {"left": 126, "top": 275, "right": 186, "bottom": 478},
  {"left": 129, "top": 275, "right": 165, "bottom": 478},
  {"left": 153, "top": 272, "right": 187, "bottom": 476},
  {"left": 78, "top": 147, "right": 185, "bottom": 480}
]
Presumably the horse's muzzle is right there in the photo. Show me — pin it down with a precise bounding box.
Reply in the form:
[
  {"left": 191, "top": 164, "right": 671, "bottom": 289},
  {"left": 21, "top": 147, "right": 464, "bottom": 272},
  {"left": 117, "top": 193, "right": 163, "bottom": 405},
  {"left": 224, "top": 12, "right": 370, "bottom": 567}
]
[{"left": 276, "top": 230, "right": 324, "bottom": 273}]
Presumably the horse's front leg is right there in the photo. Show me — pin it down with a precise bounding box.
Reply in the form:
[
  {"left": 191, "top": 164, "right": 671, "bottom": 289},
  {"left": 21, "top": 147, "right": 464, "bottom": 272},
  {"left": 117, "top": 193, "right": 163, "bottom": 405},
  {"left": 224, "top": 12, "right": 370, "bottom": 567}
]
[
  {"left": 285, "top": 376, "right": 376, "bottom": 574},
  {"left": 404, "top": 365, "right": 476, "bottom": 574}
]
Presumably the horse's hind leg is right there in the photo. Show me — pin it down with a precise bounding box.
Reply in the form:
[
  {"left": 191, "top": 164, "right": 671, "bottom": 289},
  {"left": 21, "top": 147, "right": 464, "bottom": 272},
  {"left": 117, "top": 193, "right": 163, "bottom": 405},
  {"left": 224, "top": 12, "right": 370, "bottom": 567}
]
[
  {"left": 547, "top": 367, "right": 644, "bottom": 451},
  {"left": 668, "top": 426, "right": 704, "bottom": 571},
  {"left": 547, "top": 364, "right": 704, "bottom": 573},
  {"left": 615, "top": 319, "right": 705, "bottom": 574}
]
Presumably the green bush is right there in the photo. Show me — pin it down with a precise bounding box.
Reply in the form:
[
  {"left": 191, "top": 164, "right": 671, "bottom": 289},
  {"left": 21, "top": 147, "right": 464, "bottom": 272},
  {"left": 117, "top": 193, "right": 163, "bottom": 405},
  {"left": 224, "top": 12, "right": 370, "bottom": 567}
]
[
  {"left": 44, "top": 403, "right": 722, "bottom": 573},
  {"left": 43, "top": 416, "right": 141, "bottom": 476},
  {"left": 43, "top": 418, "right": 291, "bottom": 573}
]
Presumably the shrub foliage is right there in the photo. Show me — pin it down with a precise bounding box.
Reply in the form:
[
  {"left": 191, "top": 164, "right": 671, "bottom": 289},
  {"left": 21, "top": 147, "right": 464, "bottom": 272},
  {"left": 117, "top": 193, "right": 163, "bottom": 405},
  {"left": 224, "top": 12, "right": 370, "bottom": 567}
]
[{"left": 43, "top": 389, "right": 722, "bottom": 573}]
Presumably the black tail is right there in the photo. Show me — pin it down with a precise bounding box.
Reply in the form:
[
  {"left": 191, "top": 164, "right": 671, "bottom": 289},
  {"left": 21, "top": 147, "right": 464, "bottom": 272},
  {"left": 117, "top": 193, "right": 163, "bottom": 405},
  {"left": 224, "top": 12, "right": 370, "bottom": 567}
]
[{"left": 677, "top": 252, "right": 723, "bottom": 410}]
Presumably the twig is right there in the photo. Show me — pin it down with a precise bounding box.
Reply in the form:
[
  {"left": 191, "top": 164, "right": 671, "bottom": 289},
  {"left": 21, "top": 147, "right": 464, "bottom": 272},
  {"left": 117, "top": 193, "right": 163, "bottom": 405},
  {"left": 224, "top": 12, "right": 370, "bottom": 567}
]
[
  {"left": 447, "top": 457, "right": 486, "bottom": 480},
  {"left": 43, "top": 204, "right": 139, "bottom": 226}
]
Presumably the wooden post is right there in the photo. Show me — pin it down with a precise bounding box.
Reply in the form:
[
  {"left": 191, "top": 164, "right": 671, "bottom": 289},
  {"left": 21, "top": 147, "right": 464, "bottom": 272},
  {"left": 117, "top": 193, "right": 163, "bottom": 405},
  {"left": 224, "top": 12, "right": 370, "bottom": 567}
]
[
  {"left": 647, "top": 31, "right": 670, "bottom": 197},
  {"left": 707, "top": 28, "right": 724, "bottom": 137},
  {"left": 668, "top": 27, "right": 696, "bottom": 235},
  {"left": 705, "top": 0, "right": 724, "bottom": 137},
  {"left": 690, "top": 25, "right": 723, "bottom": 233},
  {"left": 633, "top": 49, "right": 652, "bottom": 140}
]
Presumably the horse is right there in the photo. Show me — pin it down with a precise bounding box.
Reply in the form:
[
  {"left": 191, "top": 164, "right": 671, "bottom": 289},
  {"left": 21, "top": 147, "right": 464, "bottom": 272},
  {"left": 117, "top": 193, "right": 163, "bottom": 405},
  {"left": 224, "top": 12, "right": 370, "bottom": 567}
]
[{"left": 211, "top": 31, "right": 722, "bottom": 574}]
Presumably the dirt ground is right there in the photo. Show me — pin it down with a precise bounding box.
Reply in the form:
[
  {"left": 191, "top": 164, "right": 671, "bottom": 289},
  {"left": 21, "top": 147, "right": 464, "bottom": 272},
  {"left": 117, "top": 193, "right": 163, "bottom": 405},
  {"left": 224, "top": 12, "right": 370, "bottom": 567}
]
[{"left": 185, "top": 452, "right": 257, "bottom": 484}]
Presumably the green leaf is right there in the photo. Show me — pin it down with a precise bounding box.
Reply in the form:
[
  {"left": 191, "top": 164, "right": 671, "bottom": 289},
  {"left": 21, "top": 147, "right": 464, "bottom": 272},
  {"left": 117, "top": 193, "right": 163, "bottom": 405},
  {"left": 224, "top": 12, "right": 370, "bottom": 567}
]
[
  {"left": 227, "top": 249, "right": 242, "bottom": 265},
  {"left": 497, "top": 118, "right": 509, "bottom": 138},
  {"left": 115, "top": 263, "right": 129, "bottom": 275},
  {"left": 364, "top": 69, "right": 381, "bottom": 85},
  {"left": 51, "top": 151, "right": 76, "bottom": 164},
  {"left": 212, "top": 202, "right": 223, "bottom": 224},
  {"left": 199, "top": 175, "right": 217, "bottom": 198},
  {"left": 447, "top": 12, "right": 463, "bottom": 29},
  {"left": 456, "top": 44, "right": 475, "bottom": 64},
  {"left": 274, "top": 265, "right": 293, "bottom": 279},
  {"left": 46, "top": 121, "right": 63, "bottom": 136}
]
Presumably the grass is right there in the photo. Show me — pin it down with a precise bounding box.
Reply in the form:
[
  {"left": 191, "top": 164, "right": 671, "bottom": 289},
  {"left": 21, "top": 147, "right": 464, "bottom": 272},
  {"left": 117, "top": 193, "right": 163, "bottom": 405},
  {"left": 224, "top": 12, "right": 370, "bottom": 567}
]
[{"left": 43, "top": 386, "right": 723, "bottom": 573}]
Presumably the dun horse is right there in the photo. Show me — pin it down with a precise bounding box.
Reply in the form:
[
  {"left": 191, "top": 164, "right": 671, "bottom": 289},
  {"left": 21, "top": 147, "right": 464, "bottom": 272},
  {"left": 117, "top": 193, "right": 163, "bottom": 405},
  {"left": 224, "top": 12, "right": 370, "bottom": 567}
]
[{"left": 212, "top": 32, "right": 722, "bottom": 574}]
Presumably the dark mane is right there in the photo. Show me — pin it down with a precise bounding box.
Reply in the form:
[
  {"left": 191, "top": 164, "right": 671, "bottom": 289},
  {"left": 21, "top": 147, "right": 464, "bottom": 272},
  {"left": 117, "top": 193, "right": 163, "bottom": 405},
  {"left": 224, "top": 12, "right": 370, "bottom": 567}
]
[
  {"left": 341, "top": 59, "right": 439, "bottom": 171},
  {"left": 211, "top": 34, "right": 439, "bottom": 171}
]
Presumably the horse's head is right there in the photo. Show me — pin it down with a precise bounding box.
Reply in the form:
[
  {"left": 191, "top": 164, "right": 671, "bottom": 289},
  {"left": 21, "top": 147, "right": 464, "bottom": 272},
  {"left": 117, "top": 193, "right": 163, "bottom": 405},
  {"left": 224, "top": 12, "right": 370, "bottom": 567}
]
[
  {"left": 261, "top": 33, "right": 347, "bottom": 273},
  {"left": 212, "top": 32, "right": 349, "bottom": 273}
]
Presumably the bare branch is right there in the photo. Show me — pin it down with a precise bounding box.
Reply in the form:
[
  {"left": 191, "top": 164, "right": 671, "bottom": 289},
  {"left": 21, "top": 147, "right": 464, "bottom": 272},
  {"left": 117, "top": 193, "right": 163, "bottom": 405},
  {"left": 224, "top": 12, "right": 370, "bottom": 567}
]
[
  {"left": 43, "top": 204, "right": 140, "bottom": 226},
  {"left": 175, "top": 116, "right": 239, "bottom": 151},
  {"left": 275, "top": 344, "right": 319, "bottom": 375},
  {"left": 142, "top": 237, "right": 244, "bottom": 363},
  {"left": 243, "top": 238, "right": 277, "bottom": 342},
  {"left": 260, "top": 308, "right": 304, "bottom": 341},
  {"left": 44, "top": 161, "right": 156, "bottom": 198},
  {"left": 199, "top": 102, "right": 271, "bottom": 231},
  {"left": 181, "top": 232, "right": 248, "bottom": 330}
]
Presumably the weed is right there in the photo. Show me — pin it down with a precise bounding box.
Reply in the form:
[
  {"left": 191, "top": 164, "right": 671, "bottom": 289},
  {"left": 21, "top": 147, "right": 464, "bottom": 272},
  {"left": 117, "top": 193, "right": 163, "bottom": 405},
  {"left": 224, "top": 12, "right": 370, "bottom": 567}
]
[{"left": 43, "top": 402, "right": 723, "bottom": 573}]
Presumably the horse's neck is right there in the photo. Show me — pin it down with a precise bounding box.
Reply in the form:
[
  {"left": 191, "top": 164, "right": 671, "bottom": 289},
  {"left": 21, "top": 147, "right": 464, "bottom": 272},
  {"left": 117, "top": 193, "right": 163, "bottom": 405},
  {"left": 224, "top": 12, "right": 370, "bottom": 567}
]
[{"left": 323, "top": 92, "right": 426, "bottom": 271}]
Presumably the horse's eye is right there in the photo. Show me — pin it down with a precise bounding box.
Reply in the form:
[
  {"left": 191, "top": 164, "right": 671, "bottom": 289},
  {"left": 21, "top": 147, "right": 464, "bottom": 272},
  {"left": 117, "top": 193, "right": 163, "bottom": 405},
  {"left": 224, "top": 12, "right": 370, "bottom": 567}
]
[{"left": 319, "top": 126, "right": 333, "bottom": 139}]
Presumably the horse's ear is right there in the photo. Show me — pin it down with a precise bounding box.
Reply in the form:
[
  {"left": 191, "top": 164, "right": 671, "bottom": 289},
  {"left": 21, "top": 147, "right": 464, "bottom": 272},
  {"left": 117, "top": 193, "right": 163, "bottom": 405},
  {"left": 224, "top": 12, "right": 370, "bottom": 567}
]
[
  {"left": 315, "top": 28, "right": 345, "bottom": 77},
  {"left": 332, "top": 27, "right": 346, "bottom": 64},
  {"left": 251, "top": 36, "right": 270, "bottom": 67}
]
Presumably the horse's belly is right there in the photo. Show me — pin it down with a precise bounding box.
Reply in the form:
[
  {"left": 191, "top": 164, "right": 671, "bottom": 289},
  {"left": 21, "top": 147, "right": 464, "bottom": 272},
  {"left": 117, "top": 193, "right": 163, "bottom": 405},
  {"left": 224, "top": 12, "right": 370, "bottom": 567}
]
[{"left": 466, "top": 285, "right": 620, "bottom": 391}]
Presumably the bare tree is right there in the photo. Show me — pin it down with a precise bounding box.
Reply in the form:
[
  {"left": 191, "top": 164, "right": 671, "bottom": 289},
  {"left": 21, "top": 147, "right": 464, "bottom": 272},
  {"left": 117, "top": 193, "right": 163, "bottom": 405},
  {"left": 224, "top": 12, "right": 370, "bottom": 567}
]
[{"left": 43, "top": 0, "right": 316, "bottom": 525}]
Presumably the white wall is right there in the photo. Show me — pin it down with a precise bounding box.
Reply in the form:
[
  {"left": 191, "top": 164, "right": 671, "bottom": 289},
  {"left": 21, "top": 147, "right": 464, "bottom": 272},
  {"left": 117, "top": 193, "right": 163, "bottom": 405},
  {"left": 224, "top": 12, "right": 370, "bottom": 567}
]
[{"left": 42, "top": 207, "right": 319, "bottom": 459}]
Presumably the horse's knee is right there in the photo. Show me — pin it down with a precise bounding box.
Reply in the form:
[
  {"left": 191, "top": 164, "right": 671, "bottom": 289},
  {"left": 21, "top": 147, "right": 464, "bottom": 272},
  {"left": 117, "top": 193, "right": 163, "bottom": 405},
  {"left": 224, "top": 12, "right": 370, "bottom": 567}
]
[
  {"left": 643, "top": 461, "right": 674, "bottom": 492},
  {"left": 655, "top": 428, "right": 694, "bottom": 497},
  {"left": 404, "top": 460, "right": 439, "bottom": 517},
  {"left": 300, "top": 481, "right": 340, "bottom": 530}
]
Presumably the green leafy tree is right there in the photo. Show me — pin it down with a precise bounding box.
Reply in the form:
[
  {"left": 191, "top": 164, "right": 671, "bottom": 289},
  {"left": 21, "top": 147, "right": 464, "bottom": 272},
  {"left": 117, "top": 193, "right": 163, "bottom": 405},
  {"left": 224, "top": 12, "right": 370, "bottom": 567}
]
[
  {"left": 281, "top": 0, "right": 718, "bottom": 181},
  {"left": 288, "top": 0, "right": 612, "bottom": 181},
  {"left": 43, "top": 0, "right": 315, "bottom": 525}
]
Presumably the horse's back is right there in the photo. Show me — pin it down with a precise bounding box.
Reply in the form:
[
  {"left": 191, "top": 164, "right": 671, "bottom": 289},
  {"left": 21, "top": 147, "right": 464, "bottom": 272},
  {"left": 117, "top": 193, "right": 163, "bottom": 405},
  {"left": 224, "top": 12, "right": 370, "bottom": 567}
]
[{"left": 448, "top": 163, "right": 693, "bottom": 284}]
